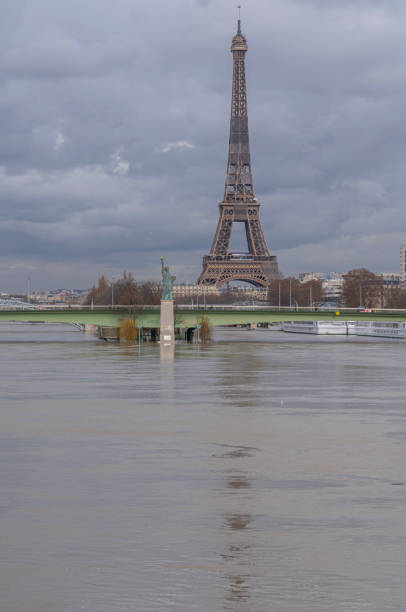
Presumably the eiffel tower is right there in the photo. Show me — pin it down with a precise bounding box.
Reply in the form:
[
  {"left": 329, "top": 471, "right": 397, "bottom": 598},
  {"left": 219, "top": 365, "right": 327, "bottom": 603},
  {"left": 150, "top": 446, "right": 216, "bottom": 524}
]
[{"left": 198, "top": 15, "right": 279, "bottom": 288}]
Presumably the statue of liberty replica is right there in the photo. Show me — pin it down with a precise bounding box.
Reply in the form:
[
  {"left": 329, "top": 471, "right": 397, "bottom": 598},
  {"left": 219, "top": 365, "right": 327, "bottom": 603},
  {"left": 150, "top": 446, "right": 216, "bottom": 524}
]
[
  {"left": 160, "top": 257, "right": 176, "bottom": 344},
  {"left": 161, "top": 256, "right": 176, "bottom": 300}
]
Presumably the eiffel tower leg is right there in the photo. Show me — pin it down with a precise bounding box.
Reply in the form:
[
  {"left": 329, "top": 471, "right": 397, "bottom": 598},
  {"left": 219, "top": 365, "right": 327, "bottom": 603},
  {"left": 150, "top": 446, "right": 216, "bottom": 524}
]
[
  {"left": 210, "top": 206, "right": 234, "bottom": 256},
  {"left": 246, "top": 216, "right": 270, "bottom": 257}
]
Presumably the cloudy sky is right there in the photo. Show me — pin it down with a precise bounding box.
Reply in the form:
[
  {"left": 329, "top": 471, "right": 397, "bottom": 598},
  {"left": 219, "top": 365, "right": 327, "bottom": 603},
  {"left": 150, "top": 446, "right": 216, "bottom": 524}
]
[{"left": 2, "top": 0, "right": 406, "bottom": 291}]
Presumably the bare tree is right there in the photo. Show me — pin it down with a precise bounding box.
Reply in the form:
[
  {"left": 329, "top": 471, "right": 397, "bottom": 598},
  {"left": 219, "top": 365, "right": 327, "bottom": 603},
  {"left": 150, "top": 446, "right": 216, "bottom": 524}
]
[
  {"left": 342, "top": 269, "right": 383, "bottom": 308},
  {"left": 384, "top": 286, "right": 406, "bottom": 309},
  {"left": 85, "top": 272, "right": 161, "bottom": 306},
  {"left": 268, "top": 278, "right": 322, "bottom": 307},
  {"left": 86, "top": 275, "right": 111, "bottom": 305}
]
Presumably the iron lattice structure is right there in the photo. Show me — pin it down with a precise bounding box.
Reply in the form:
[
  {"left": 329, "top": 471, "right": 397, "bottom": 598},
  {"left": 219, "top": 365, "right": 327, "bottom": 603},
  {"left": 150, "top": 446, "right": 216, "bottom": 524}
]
[{"left": 198, "top": 18, "right": 279, "bottom": 288}]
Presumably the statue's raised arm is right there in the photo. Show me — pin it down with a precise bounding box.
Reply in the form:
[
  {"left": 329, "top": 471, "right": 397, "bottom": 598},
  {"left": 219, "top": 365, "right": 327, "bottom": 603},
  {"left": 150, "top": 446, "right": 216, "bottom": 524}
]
[{"left": 160, "top": 256, "right": 176, "bottom": 300}]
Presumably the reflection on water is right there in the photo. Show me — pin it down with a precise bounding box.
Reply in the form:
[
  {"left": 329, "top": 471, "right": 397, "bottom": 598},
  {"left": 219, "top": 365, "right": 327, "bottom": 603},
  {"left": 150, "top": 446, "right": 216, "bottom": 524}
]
[
  {"left": 226, "top": 473, "right": 251, "bottom": 490},
  {"left": 223, "top": 507, "right": 253, "bottom": 607},
  {"left": 160, "top": 342, "right": 175, "bottom": 361},
  {"left": 223, "top": 509, "right": 253, "bottom": 608},
  {"left": 214, "top": 443, "right": 257, "bottom": 610},
  {"left": 213, "top": 444, "right": 259, "bottom": 459},
  {"left": 1, "top": 324, "right": 406, "bottom": 611},
  {"left": 217, "top": 346, "right": 264, "bottom": 409}
]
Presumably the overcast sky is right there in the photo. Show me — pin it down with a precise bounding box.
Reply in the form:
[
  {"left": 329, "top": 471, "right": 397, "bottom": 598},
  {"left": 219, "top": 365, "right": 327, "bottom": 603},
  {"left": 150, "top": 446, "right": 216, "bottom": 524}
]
[{"left": 2, "top": 0, "right": 406, "bottom": 291}]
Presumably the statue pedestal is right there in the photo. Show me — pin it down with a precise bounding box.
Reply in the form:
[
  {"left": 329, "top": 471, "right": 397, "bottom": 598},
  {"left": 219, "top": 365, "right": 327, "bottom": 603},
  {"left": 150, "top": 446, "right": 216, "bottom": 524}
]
[{"left": 160, "top": 300, "right": 175, "bottom": 344}]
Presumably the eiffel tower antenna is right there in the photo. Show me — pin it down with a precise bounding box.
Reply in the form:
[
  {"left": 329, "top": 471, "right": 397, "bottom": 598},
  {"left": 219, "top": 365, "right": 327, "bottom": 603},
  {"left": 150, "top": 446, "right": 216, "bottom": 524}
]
[{"left": 198, "top": 15, "right": 280, "bottom": 288}]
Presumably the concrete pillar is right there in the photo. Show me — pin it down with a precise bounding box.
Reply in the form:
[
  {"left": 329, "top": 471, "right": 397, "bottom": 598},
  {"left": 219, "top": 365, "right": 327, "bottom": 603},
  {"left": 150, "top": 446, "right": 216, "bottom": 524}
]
[
  {"left": 160, "top": 342, "right": 175, "bottom": 360},
  {"left": 160, "top": 300, "right": 175, "bottom": 344},
  {"left": 99, "top": 326, "right": 119, "bottom": 341}
]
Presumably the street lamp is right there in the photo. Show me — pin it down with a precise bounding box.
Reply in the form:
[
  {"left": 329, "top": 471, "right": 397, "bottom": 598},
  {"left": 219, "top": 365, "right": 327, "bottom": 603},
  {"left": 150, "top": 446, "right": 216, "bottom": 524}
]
[{"left": 111, "top": 278, "right": 115, "bottom": 307}]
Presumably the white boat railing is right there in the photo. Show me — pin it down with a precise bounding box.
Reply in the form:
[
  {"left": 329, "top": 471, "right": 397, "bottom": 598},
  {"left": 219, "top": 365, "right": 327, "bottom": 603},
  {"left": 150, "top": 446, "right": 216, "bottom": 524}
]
[{"left": 282, "top": 320, "right": 406, "bottom": 338}]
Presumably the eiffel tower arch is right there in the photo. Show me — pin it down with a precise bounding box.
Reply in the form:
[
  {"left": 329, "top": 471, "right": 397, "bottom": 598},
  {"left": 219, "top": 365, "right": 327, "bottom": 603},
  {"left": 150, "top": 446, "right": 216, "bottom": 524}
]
[{"left": 198, "top": 16, "right": 280, "bottom": 288}]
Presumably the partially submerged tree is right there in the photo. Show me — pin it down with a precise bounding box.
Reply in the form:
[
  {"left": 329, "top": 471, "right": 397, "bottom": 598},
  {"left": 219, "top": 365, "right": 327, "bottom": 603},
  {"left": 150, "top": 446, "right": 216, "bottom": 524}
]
[
  {"left": 118, "top": 318, "right": 139, "bottom": 342},
  {"left": 198, "top": 316, "right": 211, "bottom": 343}
]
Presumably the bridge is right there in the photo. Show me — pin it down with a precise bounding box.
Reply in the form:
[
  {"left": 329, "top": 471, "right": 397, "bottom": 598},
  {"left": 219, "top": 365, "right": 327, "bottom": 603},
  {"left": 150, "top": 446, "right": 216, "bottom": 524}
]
[
  {"left": 1, "top": 305, "right": 406, "bottom": 330},
  {"left": 0, "top": 297, "right": 37, "bottom": 309}
]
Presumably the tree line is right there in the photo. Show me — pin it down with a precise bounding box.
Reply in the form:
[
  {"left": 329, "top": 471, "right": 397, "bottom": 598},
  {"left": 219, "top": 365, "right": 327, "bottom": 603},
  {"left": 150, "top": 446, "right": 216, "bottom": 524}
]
[
  {"left": 86, "top": 272, "right": 161, "bottom": 306},
  {"left": 341, "top": 268, "right": 406, "bottom": 309},
  {"left": 86, "top": 268, "right": 406, "bottom": 309},
  {"left": 268, "top": 278, "right": 323, "bottom": 307},
  {"left": 269, "top": 269, "right": 406, "bottom": 309}
]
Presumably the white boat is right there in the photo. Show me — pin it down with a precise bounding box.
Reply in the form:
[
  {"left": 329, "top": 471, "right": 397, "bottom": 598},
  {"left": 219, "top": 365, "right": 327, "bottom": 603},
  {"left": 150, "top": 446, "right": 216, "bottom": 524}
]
[
  {"left": 353, "top": 321, "right": 406, "bottom": 339},
  {"left": 282, "top": 320, "right": 406, "bottom": 338},
  {"left": 282, "top": 321, "right": 347, "bottom": 335}
]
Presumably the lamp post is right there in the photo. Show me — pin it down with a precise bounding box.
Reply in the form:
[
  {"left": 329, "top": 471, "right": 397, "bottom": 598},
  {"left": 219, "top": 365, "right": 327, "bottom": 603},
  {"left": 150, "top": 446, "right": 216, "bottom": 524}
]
[
  {"left": 359, "top": 283, "right": 362, "bottom": 308},
  {"left": 26, "top": 276, "right": 31, "bottom": 304},
  {"left": 278, "top": 281, "right": 281, "bottom": 310},
  {"left": 111, "top": 277, "right": 115, "bottom": 308},
  {"left": 289, "top": 278, "right": 292, "bottom": 309}
]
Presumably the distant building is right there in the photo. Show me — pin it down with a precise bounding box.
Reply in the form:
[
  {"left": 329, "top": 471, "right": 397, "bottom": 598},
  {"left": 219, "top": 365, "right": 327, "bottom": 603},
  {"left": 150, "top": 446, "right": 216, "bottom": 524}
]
[
  {"left": 14, "top": 288, "right": 90, "bottom": 305},
  {"left": 172, "top": 284, "right": 268, "bottom": 302},
  {"left": 400, "top": 245, "right": 406, "bottom": 282},
  {"left": 298, "top": 272, "right": 325, "bottom": 283},
  {"left": 380, "top": 273, "right": 400, "bottom": 287},
  {"left": 173, "top": 284, "right": 220, "bottom": 300},
  {"left": 228, "top": 286, "right": 268, "bottom": 301},
  {"left": 322, "top": 274, "right": 344, "bottom": 304},
  {"left": 299, "top": 272, "right": 344, "bottom": 304}
]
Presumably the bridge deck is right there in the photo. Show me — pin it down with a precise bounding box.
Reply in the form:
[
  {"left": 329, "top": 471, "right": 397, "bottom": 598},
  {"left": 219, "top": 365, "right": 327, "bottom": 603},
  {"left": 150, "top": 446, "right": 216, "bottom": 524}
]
[{"left": 1, "top": 306, "right": 406, "bottom": 329}]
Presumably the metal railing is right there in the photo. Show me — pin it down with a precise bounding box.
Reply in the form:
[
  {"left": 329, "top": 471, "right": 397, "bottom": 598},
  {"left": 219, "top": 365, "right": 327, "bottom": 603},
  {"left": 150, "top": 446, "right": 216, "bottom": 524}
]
[
  {"left": 0, "top": 304, "right": 158, "bottom": 311},
  {"left": 1, "top": 303, "right": 406, "bottom": 316},
  {"left": 0, "top": 299, "right": 38, "bottom": 310}
]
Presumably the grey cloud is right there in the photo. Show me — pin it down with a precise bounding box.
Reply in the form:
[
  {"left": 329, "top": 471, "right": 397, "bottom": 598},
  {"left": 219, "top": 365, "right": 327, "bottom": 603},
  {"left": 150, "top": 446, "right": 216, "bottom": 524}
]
[{"left": 1, "top": 0, "right": 406, "bottom": 290}]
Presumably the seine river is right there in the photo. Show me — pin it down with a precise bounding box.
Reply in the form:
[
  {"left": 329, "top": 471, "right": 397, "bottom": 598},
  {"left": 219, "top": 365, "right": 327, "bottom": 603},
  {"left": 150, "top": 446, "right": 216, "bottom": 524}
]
[{"left": 1, "top": 322, "right": 406, "bottom": 612}]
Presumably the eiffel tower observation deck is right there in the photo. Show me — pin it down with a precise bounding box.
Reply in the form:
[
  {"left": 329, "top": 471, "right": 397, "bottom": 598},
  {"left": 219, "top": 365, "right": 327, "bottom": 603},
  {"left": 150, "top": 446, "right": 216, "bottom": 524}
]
[{"left": 198, "top": 13, "right": 280, "bottom": 288}]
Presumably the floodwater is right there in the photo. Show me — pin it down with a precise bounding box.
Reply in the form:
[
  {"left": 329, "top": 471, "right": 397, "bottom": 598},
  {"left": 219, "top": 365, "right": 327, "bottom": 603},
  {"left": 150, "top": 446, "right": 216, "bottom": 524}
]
[{"left": 1, "top": 322, "right": 406, "bottom": 612}]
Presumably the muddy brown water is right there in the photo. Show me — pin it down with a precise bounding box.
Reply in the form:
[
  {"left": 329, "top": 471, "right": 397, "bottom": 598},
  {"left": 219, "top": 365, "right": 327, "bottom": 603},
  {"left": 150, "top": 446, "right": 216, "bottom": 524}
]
[{"left": 1, "top": 322, "right": 406, "bottom": 611}]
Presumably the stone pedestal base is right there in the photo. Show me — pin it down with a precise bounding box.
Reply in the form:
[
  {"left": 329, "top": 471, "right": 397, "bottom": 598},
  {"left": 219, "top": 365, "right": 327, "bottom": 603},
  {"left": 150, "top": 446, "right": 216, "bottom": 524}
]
[
  {"left": 160, "top": 300, "right": 175, "bottom": 344},
  {"left": 84, "top": 324, "right": 99, "bottom": 335}
]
